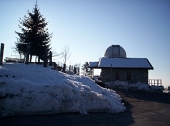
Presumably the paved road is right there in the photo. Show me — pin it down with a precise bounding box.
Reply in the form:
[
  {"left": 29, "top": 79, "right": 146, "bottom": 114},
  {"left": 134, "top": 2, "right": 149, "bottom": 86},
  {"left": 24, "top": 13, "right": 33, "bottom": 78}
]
[{"left": 0, "top": 90, "right": 170, "bottom": 126}]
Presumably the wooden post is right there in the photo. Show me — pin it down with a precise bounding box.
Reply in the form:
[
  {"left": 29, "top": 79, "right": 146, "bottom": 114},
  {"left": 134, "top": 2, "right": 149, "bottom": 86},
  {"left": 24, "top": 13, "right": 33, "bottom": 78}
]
[
  {"left": 49, "top": 51, "right": 52, "bottom": 66},
  {"left": 44, "top": 48, "right": 47, "bottom": 67},
  {"left": 25, "top": 44, "right": 30, "bottom": 65},
  {"left": 0, "top": 43, "right": 4, "bottom": 65}
]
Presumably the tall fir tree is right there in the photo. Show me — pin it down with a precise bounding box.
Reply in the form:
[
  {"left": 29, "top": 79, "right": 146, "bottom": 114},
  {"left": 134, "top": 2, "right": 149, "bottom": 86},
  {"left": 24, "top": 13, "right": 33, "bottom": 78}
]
[{"left": 15, "top": 2, "right": 52, "bottom": 62}]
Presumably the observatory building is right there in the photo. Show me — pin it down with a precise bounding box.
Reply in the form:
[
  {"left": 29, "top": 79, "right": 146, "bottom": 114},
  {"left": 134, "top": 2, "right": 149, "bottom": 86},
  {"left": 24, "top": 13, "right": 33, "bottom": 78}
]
[{"left": 89, "top": 45, "right": 153, "bottom": 84}]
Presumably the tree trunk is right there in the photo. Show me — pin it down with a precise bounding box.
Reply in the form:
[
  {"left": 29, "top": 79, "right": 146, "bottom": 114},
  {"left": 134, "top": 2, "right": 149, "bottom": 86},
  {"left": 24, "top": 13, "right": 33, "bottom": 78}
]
[
  {"left": 74, "top": 67, "right": 76, "bottom": 74},
  {"left": 44, "top": 48, "right": 47, "bottom": 67},
  {"left": 49, "top": 51, "right": 52, "bottom": 66},
  {"left": 63, "top": 64, "right": 66, "bottom": 73},
  {"left": 25, "top": 44, "right": 30, "bottom": 65},
  {"left": 0, "top": 43, "right": 4, "bottom": 65},
  {"left": 29, "top": 55, "right": 32, "bottom": 63},
  {"left": 38, "top": 56, "right": 40, "bottom": 64}
]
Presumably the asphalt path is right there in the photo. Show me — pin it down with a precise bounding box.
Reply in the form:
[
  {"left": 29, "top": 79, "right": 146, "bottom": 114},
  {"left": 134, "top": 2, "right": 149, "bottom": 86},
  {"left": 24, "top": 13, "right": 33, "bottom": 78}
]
[{"left": 0, "top": 89, "right": 170, "bottom": 126}]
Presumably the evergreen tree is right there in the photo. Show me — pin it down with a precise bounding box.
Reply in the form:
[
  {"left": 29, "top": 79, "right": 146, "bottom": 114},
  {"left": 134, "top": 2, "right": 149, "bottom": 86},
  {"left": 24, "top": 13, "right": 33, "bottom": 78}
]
[{"left": 15, "top": 2, "right": 52, "bottom": 62}]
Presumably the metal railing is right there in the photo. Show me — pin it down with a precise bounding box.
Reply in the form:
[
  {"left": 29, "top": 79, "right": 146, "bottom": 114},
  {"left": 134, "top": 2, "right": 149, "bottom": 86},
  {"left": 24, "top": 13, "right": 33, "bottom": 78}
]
[{"left": 148, "top": 79, "right": 162, "bottom": 86}]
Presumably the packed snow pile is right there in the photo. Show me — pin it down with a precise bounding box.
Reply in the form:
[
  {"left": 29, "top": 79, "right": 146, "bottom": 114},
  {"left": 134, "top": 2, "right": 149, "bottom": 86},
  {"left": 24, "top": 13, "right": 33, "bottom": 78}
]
[
  {"left": 105, "top": 81, "right": 164, "bottom": 92},
  {"left": 0, "top": 63, "right": 125, "bottom": 117}
]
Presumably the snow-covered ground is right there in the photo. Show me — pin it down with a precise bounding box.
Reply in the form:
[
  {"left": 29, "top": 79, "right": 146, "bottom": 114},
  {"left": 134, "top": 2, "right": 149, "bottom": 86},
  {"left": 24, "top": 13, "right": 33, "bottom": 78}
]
[
  {"left": 0, "top": 63, "right": 125, "bottom": 117},
  {"left": 105, "top": 81, "right": 164, "bottom": 92}
]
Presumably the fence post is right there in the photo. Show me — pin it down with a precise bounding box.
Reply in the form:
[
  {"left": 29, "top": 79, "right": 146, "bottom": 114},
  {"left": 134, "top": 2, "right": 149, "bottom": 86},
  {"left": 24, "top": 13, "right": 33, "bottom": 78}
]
[{"left": 0, "top": 43, "right": 4, "bottom": 65}]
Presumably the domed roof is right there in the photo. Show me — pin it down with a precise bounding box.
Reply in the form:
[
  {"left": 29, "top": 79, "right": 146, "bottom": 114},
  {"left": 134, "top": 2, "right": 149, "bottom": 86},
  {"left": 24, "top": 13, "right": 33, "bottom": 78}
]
[{"left": 104, "top": 45, "right": 126, "bottom": 58}]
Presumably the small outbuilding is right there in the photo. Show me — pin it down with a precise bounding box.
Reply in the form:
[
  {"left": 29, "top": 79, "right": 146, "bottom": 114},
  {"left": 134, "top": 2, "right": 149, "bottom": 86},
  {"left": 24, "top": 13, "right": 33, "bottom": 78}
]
[{"left": 89, "top": 45, "right": 153, "bottom": 84}]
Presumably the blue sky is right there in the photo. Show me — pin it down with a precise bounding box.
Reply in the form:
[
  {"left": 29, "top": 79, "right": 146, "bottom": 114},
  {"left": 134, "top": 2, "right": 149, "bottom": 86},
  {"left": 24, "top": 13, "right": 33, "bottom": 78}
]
[{"left": 0, "top": 0, "right": 170, "bottom": 87}]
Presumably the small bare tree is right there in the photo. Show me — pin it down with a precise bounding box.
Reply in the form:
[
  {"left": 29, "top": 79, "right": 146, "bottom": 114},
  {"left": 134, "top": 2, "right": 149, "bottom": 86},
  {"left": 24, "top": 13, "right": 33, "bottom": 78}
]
[
  {"left": 62, "top": 46, "right": 71, "bottom": 72},
  {"left": 52, "top": 51, "right": 63, "bottom": 61}
]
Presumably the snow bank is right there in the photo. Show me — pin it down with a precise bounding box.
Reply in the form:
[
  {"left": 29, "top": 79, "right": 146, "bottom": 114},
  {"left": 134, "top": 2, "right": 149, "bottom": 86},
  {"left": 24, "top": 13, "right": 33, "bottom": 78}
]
[
  {"left": 105, "top": 81, "right": 164, "bottom": 92},
  {"left": 0, "top": 63, "right": 125, "bottom": 117}
]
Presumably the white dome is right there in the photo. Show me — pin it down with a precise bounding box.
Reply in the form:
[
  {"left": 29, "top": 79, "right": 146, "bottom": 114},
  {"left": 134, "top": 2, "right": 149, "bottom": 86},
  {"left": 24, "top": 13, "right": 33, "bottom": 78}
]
[{"left": 104, "top": 45, "right": 126, "bottom": 58}]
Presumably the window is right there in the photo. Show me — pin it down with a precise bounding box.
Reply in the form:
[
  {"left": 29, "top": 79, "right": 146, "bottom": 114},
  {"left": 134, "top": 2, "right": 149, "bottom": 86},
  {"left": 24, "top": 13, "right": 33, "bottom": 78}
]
[
  {"left": 115, "top": 72, "right": 119, "bottom": 80},
  {"left": 127, "top": 72, "right": 131, "bottom": 80}
]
